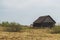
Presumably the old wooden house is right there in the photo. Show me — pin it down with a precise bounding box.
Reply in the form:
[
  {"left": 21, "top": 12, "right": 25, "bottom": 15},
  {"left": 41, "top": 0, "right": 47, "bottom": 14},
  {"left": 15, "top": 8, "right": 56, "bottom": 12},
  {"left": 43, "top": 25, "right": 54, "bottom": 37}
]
[{"left": 33, "top": 15, "right": 56, "bottom": 28}]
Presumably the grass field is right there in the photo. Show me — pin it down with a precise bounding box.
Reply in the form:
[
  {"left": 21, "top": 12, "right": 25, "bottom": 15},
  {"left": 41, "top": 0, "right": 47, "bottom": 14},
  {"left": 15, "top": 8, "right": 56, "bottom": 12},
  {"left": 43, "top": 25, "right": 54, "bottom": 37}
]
[{"left": 0, "top": 28, "right": 60, "bottom": 40}]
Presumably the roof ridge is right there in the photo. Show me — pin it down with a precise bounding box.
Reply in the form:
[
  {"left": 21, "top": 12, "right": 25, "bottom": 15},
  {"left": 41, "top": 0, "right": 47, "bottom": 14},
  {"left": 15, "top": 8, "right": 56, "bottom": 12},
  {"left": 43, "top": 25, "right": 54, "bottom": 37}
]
[{"left": 33, "top": 15, "right": 56, "bottom": 23}]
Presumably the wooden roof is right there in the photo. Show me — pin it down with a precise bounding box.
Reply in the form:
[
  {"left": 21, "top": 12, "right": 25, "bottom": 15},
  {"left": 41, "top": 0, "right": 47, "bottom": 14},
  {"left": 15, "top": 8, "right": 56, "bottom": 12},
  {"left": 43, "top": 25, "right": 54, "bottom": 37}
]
[{"left": 33, "top": 15, "right": 56, "bottom": 23}]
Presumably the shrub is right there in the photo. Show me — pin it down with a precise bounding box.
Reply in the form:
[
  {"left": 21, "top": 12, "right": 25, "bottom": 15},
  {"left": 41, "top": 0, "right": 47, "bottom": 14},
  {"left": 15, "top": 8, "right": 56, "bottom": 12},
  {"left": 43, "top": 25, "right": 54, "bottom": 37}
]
[
  {"left": 51, "top": 26, "right": 60, "bottom": 34},
  {"left": 7, "top": 22, "right": 22, "bottom": 32},
  {"left": 1, "top": 21, "right": 10, "bottom": 27},
  {"left": 0, "top": 22, "right": 22, "bottom": 32}
]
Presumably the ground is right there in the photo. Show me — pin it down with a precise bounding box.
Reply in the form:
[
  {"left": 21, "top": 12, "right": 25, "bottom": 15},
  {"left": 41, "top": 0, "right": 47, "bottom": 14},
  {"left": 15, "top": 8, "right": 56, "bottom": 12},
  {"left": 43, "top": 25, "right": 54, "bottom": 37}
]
[{"left": 0, "top": 28, "right": 60, "bottom": 40}]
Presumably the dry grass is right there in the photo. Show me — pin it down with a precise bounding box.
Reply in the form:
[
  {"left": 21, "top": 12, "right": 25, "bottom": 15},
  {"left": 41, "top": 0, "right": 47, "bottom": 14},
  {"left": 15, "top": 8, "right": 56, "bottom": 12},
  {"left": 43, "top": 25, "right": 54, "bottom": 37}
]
[{"left": 0, "top": 28, "right": 60, "bottom": 40}]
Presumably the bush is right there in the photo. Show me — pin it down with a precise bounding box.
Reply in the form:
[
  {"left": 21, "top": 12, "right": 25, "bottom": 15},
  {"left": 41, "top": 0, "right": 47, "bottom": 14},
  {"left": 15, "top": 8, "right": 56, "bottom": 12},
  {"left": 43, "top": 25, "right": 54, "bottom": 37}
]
[
  {"left": 0, "top": 22, "right": 22, "bottom": 32},
  {"left": 1, "top": 21, "right": 10, "bottom": 27},
  {"left": 51, "top": 26, "right": 60, "bottom": 34},
  {"left": 7, "top": 22, "right": 21, "bottom": 32}
]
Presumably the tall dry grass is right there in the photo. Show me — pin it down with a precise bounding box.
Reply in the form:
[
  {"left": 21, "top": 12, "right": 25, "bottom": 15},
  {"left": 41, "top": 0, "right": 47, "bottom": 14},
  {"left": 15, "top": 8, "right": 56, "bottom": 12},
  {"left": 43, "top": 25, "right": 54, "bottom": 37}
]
[
  {"left": 0, "top": 28, "right": 59, "bottom": 40},
  {"left": 0, "top": 22, "right": 60, "bottom": 40}
]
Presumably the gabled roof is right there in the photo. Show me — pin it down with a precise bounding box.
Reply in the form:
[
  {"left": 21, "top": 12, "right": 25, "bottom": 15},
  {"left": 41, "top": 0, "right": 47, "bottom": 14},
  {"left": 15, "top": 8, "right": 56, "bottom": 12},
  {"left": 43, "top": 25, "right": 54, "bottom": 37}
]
[{"left": 33, "top": 15, "right": 56, "bottom": 23}]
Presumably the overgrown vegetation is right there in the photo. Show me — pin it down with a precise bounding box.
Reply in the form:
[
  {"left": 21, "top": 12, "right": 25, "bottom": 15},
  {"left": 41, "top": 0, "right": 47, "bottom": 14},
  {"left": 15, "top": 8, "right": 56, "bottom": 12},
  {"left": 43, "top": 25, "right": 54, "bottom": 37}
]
[
  {"left": 0, "top": 22, "right": 60, "bottom": 40},
  {"left": 51, "top": 26, "right": 60, "bottom": 34},
  {"left": 0, "top": 21, "right": 60, "bottom": 34},
  {"left": 0, "top": 22, "right": 22, "bottom": 32}
]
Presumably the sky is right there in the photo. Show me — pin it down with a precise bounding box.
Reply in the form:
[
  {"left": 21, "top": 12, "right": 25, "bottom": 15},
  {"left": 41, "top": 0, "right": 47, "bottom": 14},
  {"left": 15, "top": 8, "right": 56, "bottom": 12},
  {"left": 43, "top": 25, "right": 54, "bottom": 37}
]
[{"left": 0, "top": 0, "right": 60, "bottom": 25}]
